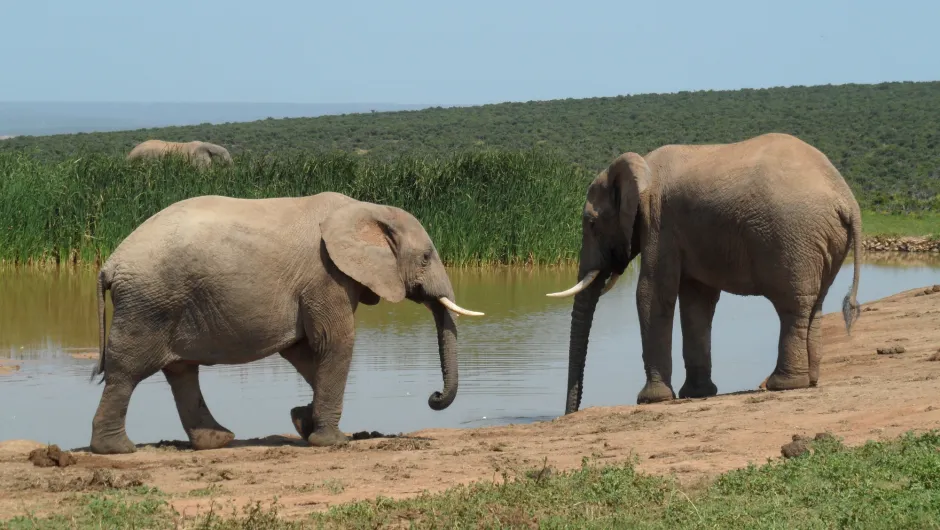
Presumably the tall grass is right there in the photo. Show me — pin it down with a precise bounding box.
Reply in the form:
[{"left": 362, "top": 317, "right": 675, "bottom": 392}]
[
  {"left": 3, "top": 150, "right": 936, "bottom": 268},
  {"left": 0, "top": 150, "right": 591, "bottom": 267}
]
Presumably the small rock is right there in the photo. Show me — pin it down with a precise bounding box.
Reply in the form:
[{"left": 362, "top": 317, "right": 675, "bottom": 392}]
[
  {"left": 27, "top": 445, "right": 77, "bottom": 468},
  {"left": 814, "top": 432, "right": 836, "bottom": 442},
  {"left": 781, "top": 438, "right": 810, "bottom": 458},
  {"left": 877, "top": 346, "right": 906, "bottom": 355}
]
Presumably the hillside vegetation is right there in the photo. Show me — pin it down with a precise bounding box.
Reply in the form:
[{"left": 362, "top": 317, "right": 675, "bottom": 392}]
[
  {"left": 2, "top": 82, "right": 940, "bottom": 266},
  {"left": 3, "top": 81, "right": 940, "bottom": 213}
]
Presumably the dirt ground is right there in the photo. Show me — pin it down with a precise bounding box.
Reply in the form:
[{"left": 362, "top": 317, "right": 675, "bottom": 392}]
[{"left": 2, "top": 284, "right": 940, "bottom": 521}]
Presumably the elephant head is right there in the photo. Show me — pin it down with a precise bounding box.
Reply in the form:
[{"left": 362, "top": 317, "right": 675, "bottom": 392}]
[
  {"left": 321, "top": 200, "right": 483, "bottom": 410},
  {"left": 192, "top": 141, "right": 233, "bottom": 167},
  {"left": 547, "top": 152, "right": 652, "bottom": 414}
]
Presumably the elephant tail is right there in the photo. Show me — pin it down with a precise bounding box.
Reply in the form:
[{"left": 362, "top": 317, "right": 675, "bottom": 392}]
[
  {"left": 840, "top": 205, "right": 862, "bottom": 335},
  {"left": 91, "top": 268, "right": 112, "bottom": 384}
]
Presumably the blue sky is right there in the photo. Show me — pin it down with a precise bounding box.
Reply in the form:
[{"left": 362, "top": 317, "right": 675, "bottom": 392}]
[{"left": 1, "top": 0, "right": 937, "bottom": 104}]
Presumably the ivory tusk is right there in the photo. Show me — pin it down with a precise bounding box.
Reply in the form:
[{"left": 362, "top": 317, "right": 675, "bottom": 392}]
[
  {"left": 438, "top": 297, "right": 485, "bottom": 316},
  {"left": 600, "top": 273, "right": 620, "bottom": 296},
  {"left": 546, "top": 270, "right": 600, "bottom": 298}
]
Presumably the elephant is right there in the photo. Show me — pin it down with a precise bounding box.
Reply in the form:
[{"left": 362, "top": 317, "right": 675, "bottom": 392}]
[
  {"left": 126, "top": 139, "right": 233, "bottom": 168},
  {"left": 88, "top": 191, "right": 484, "bottom": 454},
  {"left": 547, "top": 132, "right": 863, "bottom": 414}
]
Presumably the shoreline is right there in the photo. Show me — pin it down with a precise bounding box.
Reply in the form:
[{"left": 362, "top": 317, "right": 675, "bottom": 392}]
[{"left": 1, "top": 236, "right": 939, "bottom": 270}]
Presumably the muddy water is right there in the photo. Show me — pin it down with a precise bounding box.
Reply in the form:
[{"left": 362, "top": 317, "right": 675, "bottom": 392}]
[{"left": 1, "top": 254, "right": 938, "bottom": 450}]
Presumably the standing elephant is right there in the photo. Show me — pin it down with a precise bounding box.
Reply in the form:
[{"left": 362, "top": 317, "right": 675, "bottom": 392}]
[
  {"left": 89, "top": 191, "right": 484, "bottom": 454},
  {"left": 548, "top": 132, "right": 862, "bottom": 413},
  {"left": 126, "top": 139, "right": 233, "bottom": 168}
]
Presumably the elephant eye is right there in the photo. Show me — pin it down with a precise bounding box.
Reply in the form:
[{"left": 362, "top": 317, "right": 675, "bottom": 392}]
[{"left": 422, "top": 249, "right": 432, "bottom": 264}]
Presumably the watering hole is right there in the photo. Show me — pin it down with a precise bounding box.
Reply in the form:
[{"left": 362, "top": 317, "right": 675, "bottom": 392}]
[{"left": 1, "top": 253, "right": 938, "bottom": 450}]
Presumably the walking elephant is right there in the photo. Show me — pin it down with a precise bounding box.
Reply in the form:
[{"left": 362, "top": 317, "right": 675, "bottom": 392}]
[
  {"left": 548, "top": 132, "right": 862, "bottom": 414},
  {"left": 126, "top": 139, "right": 233, "bottom": 168},
  {"left": 89, "top": 192, "right": 484, "bottom": 454}
]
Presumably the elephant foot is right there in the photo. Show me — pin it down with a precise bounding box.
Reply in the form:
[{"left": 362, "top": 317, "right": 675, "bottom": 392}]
[
  {"left": 636, "top": 381, "right": 676, "bottom": 404},
  {"left": 290, "top": 404, "right": 315, "bottom": 439},
  {"left": 291, "top": 405, "right": 348, "bottom": 447},
  {"left": 763, "top": 371, "right": 811, "bottom": 391},
  {"left": 678, "top": 379, "right": 718, "bottom": 399},
  {"left": 89, "top": 430, "right": 137, "bottom": 455},
  {"left": 188, "top": 427, "right": 235, "bottom": 451},
  {"left": 306, "top": 426, "right": 349, "bottom": 447}
]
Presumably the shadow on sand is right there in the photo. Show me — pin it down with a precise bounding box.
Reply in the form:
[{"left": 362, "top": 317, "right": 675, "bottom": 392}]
[{"left": 67, "top": 430, "right": 435, "bottom": 454}]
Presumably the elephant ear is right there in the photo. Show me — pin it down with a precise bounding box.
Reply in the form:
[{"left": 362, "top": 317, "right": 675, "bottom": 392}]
[
  {"left": 608, "top": 152, "right": 652, "bottom": 234},
  {"left": 320, "top": 203, "right": 406, "bottom": 304}
]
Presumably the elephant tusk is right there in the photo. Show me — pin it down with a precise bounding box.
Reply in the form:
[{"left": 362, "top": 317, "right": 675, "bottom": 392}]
[
  {"left": 600, "top": 273, "right": 620, "bottom": 296},
  {"left": 438, "top": 297, "right": 485, "bottom": 317},
  {"left": 546, "top": 270, "right": 600, "bottom": 298}
]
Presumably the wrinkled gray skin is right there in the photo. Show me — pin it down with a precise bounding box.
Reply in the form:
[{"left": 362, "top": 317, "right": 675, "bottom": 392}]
[
  {"left": 89, "top": 191, "right": 483, "bottom": 454},
  {"left": 126, "top": 139, "right": 233, "bottom": 168},
  {"left": 554, "top": 133, "right": 863, "bottom": 414}
]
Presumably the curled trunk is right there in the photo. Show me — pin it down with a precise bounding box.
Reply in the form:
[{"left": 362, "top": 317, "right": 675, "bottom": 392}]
[
  {"left": 427, "top": 301, "right": 459, "bottom": 410},
  {"left": 565, "top": 271, "right": 608, "bottom": 414}
]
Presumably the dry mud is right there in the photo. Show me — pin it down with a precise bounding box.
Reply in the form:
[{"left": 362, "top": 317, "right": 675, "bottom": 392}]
[{"left": 2, "top": 285, "right": 940, "bottom": 521}]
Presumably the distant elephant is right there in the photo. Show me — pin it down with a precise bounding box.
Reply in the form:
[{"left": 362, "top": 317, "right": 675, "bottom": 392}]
[
  {"left": 88, "top": 191, "right": 484, "bottom": 454},
  {"left": 126, "top": 139, "right": 233, "bottom": 168},
  {"left": 548, "top": 132, "right": 862, "bottom": 413}
]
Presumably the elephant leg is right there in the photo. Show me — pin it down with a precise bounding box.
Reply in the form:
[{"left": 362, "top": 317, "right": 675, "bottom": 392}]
[
  {"left": 279, "top": 341, "right": 318, "bottom": 439},
  {"left": 162, "top": 362, "right": 234, "bottom": 450},
  {"left": 807, "top": 299, "right": 823, "bottom": 387},
  {"left": 305, "top": 336, "right": 354, "bottom": 447},
  {"left": 636, "top": 259, "right": 681, "bottom": 404},
  {"left": 764, "top": 293, "right": 816, "bottom": 391},
  {"left": 90, "top": 378, "right": 142, "bottom": 454},
  {"left": 290, "top": 305, "right": 355, "bottom": 448},
  {"left": 89, "top": 344, "right": 160, "bottom": 454},
  {"left": 677, "top": 277, "right": 721, "bottom": 399},
  {"left": 807, "top": 267, "right": 838, "bottom": 386}
]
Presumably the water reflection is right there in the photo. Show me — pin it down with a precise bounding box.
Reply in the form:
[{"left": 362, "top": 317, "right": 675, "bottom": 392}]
[{"left": 1, "top": 254, "right": 938, "bottom": 449}]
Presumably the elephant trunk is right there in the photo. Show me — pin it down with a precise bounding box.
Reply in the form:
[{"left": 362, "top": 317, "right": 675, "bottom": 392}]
[
  {"left": 427, "top": 301, "right": 459, "bottom": 411},
  {"left": 564, "top": 270, "right": 607, "bottom": 415}
]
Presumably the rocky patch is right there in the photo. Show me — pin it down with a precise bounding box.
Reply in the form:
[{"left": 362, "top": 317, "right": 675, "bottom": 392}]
[{"left": 863, "top": 236, "right": 940, "bottom": 253}]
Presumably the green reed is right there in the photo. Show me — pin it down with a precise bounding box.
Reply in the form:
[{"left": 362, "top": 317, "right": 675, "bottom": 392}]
[{"left": 0, "top": 150, "right": 592, "bottom": 267}]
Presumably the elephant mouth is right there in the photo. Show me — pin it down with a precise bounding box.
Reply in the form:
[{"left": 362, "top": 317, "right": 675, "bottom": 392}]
[
  {"left": 608, "top": 245, "right": 631, "bottom": 275},
  {"left": 546, "top": 245, "right": 632, "bottom": 299},
  {"left": 546, "top": 269, "right": 618, "bottom": 298}
]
